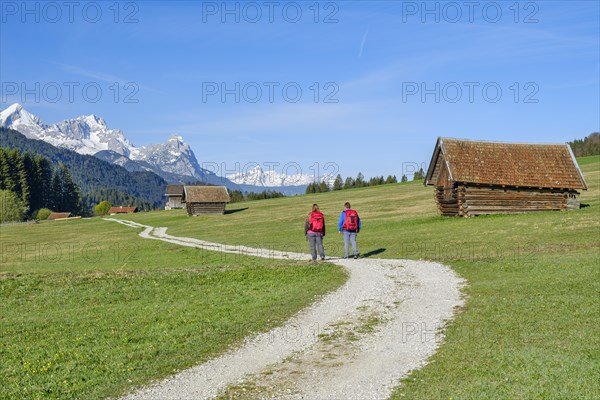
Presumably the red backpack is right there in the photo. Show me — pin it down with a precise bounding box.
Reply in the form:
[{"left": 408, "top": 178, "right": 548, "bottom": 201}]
[
  {"left": 310, "top": 211, "right": 325, "bottom": 233},
  {"left": 344, "top": 209, "right": 359, "bottom": 231}
]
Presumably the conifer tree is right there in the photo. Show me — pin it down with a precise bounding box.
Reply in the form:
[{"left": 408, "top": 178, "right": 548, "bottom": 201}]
[
  {"left": 21, "top": 152, "right": 38, "bottom": 215},
  {"left": 36, "top": 156, "right": 53, "bottom": 209},
  {"left": 343, "top": 177, "right": 354, "bottom": 189},
  {"left": 58, "top": 163, "right": 82, "bottom": 214},
  {"left": 355, "top": 172, "right": 365, "bottom": 187},
  {"left": 319, "top": 180, "right": 330, "bottom": 193},
  {"left": 0, "top": 149, "right": 8, "bottom": 191},
  {"left": 50, "top": 170, "right": 62, "bottom": 211},
  {"left": 413, "top": 168, "right": 425, "bottom": 181},
  {"left": 333, "top": 174, "right": 343, "bottom": 191},
  {"left": 0, "top": 190, "right": 24, "bottom": 223}
]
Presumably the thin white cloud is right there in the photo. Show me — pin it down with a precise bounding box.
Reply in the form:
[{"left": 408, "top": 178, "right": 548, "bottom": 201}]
[{"left": 358, "top": 27, "right": 369, "bottom": 58}]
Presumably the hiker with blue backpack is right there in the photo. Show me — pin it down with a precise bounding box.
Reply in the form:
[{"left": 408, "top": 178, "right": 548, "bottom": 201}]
[
  {"left": 338, "top": 202, "right": 361, "bottom": 259},
  {"left": 305, "top": 204, "right": 326, "bottom": 261}
]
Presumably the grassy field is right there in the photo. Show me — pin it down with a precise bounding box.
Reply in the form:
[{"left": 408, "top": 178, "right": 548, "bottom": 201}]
[
  {"left": 0, "top": 219, "right": 346, "bottom": 399},
  {"left": 2, "top": 155, "right": 598, "bottom": 399},
  {"left": 115, "top": 155, "right": 600, "bottom": 399}
]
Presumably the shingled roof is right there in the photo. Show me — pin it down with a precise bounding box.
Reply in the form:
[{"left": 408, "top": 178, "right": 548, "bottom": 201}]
[
  {"left": 47, "top": 212, "right": 71, "bottom": 220},
  {"left": 184, "top": 186, "right": 230, "bottom": 203},
  {"left": 166, "top": 184, "right": 184, "bottom": 196},
  {"left": 425, "top": 138, "right": 587, "bottom": 190},
  {"left": 108, "top": 206, "right": 138, "bottom": 214}
]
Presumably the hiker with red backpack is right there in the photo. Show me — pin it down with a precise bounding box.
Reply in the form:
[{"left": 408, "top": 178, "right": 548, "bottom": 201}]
[
  {"left": 338, "top": 202, "right": 361, "bottom": 259},
  {"left": 305, "top": 204, "right": 326, "bottom": 261}
]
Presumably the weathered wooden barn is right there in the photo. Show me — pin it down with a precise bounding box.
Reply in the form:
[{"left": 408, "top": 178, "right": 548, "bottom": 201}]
[
  {"left": 108, "top": 206, "right": 138, "bottom": 215},
  {"left": 184, "top": 186, "right": 230, "bottom": 215},
  {"left": 424, "top": 138, "right": 588, "bottom": 217},
  {"left": 165, "top": 185, "right": 185, "bottom": 210}
]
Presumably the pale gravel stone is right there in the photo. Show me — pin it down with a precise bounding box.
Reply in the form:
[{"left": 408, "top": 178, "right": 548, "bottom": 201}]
[{"left": 108, "top": 219, "right": 465, "bottom": 400}]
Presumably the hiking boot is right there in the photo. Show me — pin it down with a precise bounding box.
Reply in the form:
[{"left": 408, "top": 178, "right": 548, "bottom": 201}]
[
  {"left": 354, "top": 254, "right": 359, "bottom": 259},
  {"left": 320, "top": 257, "right": 325, "bottom": 261}
]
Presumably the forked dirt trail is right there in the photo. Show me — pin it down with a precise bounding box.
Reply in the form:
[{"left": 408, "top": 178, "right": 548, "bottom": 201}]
[{"left": 109, "top": 219, "right": 464, "bottom": 400}]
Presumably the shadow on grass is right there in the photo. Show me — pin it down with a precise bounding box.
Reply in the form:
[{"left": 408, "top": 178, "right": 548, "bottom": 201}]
[
  {"left": 225, "top": 207, "right": 249, "bottom": 215},
  {"left": 361, "top": 248, "right": 386, "bottom": 258}
]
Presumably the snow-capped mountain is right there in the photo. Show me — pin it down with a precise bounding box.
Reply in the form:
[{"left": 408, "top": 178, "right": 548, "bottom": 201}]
[
  {"left": 0, "top": 103, "right": 134, "bottom": 156},
  {"left": 130, "top": 135, "right": 206, "bottom": 179},
  {"left": 227, "top": 165, "right": 335, "bottom": 188},
  {"left": 0, "top": 103, "right": 46, "bottom": 138},
  {"left": 0, "top": 103, "right": 207, "bottom": 182}
]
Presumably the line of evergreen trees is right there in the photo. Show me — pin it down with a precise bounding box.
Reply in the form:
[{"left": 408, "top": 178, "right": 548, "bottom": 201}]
[
  {"left": 307, "top": 173, "right": 402, "bottom": 194},
  {"left": 228, "top": 189, "right": 286, "bottom": 203},
  {"left": 0, "top": 148, "right": 82, "bottom": 221},
  {"left": 569, "top": 133, "right": 600, "bottom": 157},
  {"left": 83, "top": 188, "right": 152, "bottom": 212}
]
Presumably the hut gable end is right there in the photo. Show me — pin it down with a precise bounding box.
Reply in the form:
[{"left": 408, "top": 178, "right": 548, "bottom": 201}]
[{"left": 165, "top": 185, "right": 185, "bottom": 210}]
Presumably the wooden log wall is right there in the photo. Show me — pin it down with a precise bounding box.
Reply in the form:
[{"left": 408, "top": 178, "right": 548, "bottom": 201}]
[
  {"left": 187, "top": 202, "right": 227, "bottom": 215},
  {"left": 434, "top": 185, "right": 581, "bottom": 217},
  {"left": 434, "top": 187, "right": 459, "bottom": 216}
]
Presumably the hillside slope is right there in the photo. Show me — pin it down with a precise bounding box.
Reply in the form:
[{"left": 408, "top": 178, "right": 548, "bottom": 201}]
[{"left": 0, "top": 128, "right": 167, "bottom": 209}]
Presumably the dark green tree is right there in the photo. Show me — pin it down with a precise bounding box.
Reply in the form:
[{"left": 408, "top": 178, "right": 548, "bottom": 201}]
[
  {"left": 333, "top": 174, "right": 343, "bottom": 191},
  {"left": 3, "top": 149, "right": 21, "bottom": 194},
  {"left": 0, "top": 190, "right": 24, "bottom": 223},
  {"left": 50, "top": 170, "right": 62, "bottom": 211},
  {"left": 36, "top": 156, "right": 53, "bottom": 209},
  {"left": 343, "top": 177, "right": 354, "bottom": 189},
  {"left": 413, "top": 168, "right": 425, "bottom": 181},
  {"left": 20, "top": 152, "right": 38, "bottom": 215},
  {"left": 318, "top": 180, "right": 330, "bottom": 193},
  {"left": 58, "top": 163, "right": 82, "bottom": 214},
  {"left": 355, "top": 172, "right": 365, "bottom": 187}
]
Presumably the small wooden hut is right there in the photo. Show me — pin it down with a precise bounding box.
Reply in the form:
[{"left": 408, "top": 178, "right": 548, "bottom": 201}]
[
  {"left": 108, "top": 206, "right": 138, "bottom": 215},
  {"left": 424, "top": 138, "right": 588, "bottom": 217},
  {"left": 184, "top": 186, "right": 230, "bottom": 215},
  {"left": 165, "top": 185, "right": 185, "bottom": 209},
  {"left": 47, "top": 212, "right": 71, "bottom": 220}
]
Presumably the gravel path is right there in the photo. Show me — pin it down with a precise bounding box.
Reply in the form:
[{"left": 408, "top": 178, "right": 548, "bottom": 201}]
[{"left": 108, "top": 218, "right": 465, "bottom": 400}]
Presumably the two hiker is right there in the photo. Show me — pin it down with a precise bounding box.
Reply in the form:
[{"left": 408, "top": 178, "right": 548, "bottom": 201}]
[{"left": 304, "top": 202, "right": 361, "bottom": 261}]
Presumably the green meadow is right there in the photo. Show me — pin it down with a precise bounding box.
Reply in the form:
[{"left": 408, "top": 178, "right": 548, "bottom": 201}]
[
  {"left": 0, "top": 220, "right": 346, "bottom": 399},
  {"left": 1, "top": 155, "right": 598, "bottom": 399}
]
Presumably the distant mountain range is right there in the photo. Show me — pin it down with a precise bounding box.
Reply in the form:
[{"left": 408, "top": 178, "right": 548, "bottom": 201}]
[
  {"left": 227, "top": 165, "right": 335, "bottom": 188},
  {"left": 0, "top": 104, "right": 328, "bottom": 195}
]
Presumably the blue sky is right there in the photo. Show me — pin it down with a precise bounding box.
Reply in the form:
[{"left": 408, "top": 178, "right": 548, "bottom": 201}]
[{"left": 1, "top": 1, "right": 599, "bottom": 179}]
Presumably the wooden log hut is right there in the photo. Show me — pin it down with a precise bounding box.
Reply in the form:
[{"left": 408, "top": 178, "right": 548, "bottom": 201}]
[
  {"left": 424, "top": 138, "right": 588, "bottom": 217},
  {"left": 165, "top": 184, "right": 185, "bottom": 210},
  {"left": 184, "top": 186, "right": 230, "bottom": 215}
]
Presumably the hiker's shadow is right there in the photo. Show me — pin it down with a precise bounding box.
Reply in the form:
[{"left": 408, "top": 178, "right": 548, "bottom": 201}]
[
  {"left": 224, "top": 207, "right": 249, "bottom": 215},
  {"left": 361, "top": 248, "right": 386, "bottom": 258}
]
